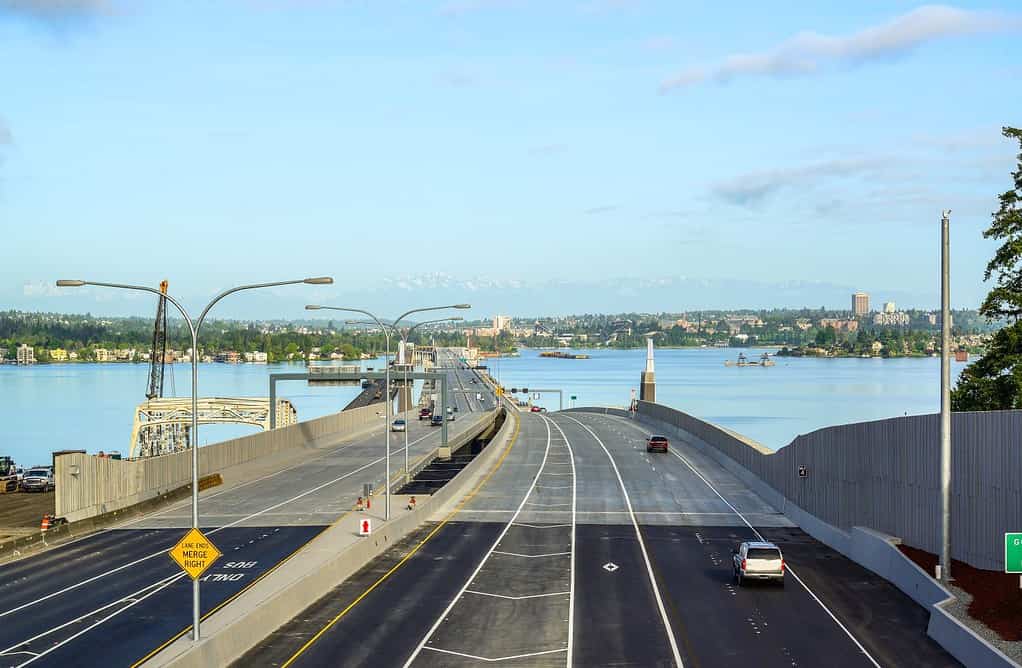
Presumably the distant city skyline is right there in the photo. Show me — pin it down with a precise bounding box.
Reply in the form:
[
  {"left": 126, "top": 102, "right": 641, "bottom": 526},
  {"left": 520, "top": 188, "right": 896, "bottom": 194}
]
[{"left": 2, "top": 2, "right": 1019, "bottom": 318}]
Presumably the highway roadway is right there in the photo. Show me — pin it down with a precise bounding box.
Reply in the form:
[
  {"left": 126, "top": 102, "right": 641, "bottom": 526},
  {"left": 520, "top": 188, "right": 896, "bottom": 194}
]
[
  {"left": 243, "top": 409, "right": 958, "bottom": 668},
  {"left": 0, "top": 363, "right": 496, "bottom": 668}
]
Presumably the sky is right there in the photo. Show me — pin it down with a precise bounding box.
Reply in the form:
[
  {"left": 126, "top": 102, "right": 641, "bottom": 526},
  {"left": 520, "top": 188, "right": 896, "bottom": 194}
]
[{"left": 1, "top": 1, "right": 1020, "bottom": 319}]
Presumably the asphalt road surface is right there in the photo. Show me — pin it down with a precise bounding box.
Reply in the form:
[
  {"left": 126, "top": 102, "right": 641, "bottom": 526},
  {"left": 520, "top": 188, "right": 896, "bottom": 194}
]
[
  {"left": 243, "top": 410, "right": 958, "bottom": 668},
  {"left": 0, "top": 363, "right": 495, "bottom": 668}
]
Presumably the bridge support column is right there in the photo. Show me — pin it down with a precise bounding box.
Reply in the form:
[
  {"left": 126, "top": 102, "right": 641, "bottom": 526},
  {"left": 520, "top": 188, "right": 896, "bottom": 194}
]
[
  {"left": 397, "top": 385, "right": 414, "bottom": 413},
  {"left": 639, "top": 336, "right": 656, "bottom": 403}
]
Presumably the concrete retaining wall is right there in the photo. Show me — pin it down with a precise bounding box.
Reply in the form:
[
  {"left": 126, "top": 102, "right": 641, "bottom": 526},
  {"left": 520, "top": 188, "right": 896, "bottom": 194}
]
[
  {"left": 56, "top": 403, "right": 383, "bottom": 523},
  {"left": 151, "top": 406, "right": 516, "bottom": 668}
]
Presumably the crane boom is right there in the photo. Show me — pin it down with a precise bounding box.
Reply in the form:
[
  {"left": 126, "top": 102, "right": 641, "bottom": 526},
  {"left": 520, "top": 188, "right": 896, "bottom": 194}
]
[{"left": 145, "top": 280, "right": 169, "bottom": 400}]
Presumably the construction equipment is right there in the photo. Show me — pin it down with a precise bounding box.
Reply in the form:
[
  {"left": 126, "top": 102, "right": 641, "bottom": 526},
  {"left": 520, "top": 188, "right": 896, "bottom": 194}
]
[{"left": 146, "top": 280, "right": 169, "bottom": 400}]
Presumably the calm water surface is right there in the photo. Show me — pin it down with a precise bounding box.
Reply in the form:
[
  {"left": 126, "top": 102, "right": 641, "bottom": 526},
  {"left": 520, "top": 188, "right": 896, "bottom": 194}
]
[{"left": 2, "top": 348, "right": 967, "bottom": 465}]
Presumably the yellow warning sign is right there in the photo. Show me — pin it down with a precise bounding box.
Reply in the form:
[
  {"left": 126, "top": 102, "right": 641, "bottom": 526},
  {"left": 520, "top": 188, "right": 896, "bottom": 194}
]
[{"left": 168, "top": 527, "right": 222, "bottom": 580}]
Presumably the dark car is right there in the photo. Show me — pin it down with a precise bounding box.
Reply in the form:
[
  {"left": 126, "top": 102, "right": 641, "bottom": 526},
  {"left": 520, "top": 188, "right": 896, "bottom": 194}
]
[
  {"left": 419, "top": 407, "right": 432, "bottom": 420},
  {"left": 646, "top": 435, "right": 669, "bottom": 453},
  {"left": 430, "top": 414, "right": 444, "bottom": 427}
]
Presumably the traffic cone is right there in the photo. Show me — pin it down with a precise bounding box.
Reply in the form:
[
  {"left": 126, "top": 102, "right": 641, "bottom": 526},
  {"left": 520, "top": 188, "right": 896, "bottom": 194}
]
[
  {"left": 407, "top": 496, "right": 416, "bottom": 511},
  {"left": 355, "top": 496, "right": 364, "bottom": 512},
  {"left": 40, "top": 514, "right": 51, "bottom": 532}
]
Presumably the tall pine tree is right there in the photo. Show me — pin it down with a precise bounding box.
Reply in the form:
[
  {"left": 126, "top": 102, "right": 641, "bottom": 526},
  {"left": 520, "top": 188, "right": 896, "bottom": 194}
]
[{"left": 952, "top": 127, "right": 1022, "bottom": 410}]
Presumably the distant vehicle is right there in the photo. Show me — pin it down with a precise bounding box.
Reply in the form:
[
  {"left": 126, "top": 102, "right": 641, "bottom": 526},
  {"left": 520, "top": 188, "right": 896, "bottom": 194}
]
[
  {"left": 391, "top": 419, "right": 406, "bottom": 432},
  {"left": 646, "top": 435, "right": 669, "bottom": 453},
  {"left": 419, "top": 408, "right": 432, "bottom": 420},
  {"left": 430, "top": 415, "right": 444, "bottom": 427},
  {"left": 530, "top": 405, "right": 542, "bottom": 413},
  {"left": 21, "top": 468, "right": 54, "bottom": 493},
  {"left": 732, "top": 541, "right": 785, "bottom": 586},
  {"left": 447, "top": 407, "right": 454, "bottom": 415},
  {"left": 448, "top": 412, "right": 455, "bottom": 421},
  {"left": 476, "top": 393, "right": 482, "bottom": 401}
]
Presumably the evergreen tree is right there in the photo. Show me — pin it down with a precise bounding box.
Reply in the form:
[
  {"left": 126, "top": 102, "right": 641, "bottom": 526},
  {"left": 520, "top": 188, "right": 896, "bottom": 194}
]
[{"left": 952, "top": 127, "right": 1022, "bottom": 410}]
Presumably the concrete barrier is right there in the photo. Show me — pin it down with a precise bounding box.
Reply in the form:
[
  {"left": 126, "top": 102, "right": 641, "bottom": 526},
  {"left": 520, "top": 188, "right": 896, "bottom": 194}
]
[
  {"left": 56, "top": 403, "right": 384, "bottom": 523},
  {"left": 147, "top": 408, "right": 515, "bottom": 668}
]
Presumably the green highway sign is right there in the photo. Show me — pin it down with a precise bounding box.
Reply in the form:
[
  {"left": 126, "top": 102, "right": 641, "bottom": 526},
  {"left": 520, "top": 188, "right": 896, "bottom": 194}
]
[
  {"left": 1006, "top": 533, "right": 1022, "bottom": 573},
  {"left": 571, "top": 395, "right": 577, "bottom": 400}
]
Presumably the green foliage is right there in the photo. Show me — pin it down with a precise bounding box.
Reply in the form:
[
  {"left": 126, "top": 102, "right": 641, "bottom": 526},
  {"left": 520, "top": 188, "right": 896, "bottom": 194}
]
[{"left": 953, "top": 127, "right": 1022, "bottom": 410}]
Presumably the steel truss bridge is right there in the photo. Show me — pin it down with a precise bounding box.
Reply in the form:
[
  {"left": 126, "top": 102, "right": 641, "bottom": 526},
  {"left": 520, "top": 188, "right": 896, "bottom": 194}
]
[{"left": 130, "top": 397, "right": 297, "bottom": 458}]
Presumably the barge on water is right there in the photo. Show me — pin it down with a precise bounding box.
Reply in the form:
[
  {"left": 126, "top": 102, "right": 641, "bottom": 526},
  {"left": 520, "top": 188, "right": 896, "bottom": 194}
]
[{"left": 539, "top": 351, "right": 590, "bottom": 359}]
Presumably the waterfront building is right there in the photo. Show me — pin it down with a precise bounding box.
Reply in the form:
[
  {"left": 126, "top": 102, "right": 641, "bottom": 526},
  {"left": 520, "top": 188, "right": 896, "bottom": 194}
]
[
  {"left": 50, "top": 348, "right": 69, "bottom": 361},
  {"left": 0, "top": 347, "right": 6, "bottom": 361},
  {"left": 69, "top": 351, "right": 79, "bottom": 360},
  {"left": 17, "top": 344, "right": 36, "bottom": 365},
  {"left": 94, "top": 348, "right": 111, "bottom": 362},
  {"left": 244, "top": 351, "right": 268, "bottom": 363},
  {"left": 493, "top": 315, "right": 512, "bottom": 333},
  {"left": 852, "top": 292, "right": 870, "bottom": 316}
]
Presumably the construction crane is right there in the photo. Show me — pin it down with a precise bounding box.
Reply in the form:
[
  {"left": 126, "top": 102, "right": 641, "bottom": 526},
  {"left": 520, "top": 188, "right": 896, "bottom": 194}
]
[{"left": 145, "top": 280, "right": 169, "bottom": 400}]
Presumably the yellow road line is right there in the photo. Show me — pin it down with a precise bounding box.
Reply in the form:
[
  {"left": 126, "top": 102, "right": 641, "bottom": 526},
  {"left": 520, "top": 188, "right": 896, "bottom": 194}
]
[{"left": 280, "top": 411, "right": 522, "bottom": 668}]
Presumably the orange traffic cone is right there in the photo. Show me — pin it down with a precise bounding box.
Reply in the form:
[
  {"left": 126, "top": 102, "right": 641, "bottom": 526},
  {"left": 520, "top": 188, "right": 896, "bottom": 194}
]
[
  {"left": 40, "top": 514, "right": 51, "bottom": 532},
  {"left": 406, "top": 496, "right": 416, "bottom": 511},
  {"left": 355, "top": 496, "right": 365, "bottom": 512}
]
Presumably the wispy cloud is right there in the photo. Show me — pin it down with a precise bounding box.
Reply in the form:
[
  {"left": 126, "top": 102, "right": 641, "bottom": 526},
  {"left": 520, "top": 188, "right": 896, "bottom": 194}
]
[
  {"left": 661, "top": 5, "right": 1020, "bottom": 92},
  {"left": 641, "top": 35, "right": 674, "bottom": 51},
  {"left": 711, "top": 157, "right": 889, "bottom": 207},
  {"left": 528, "top": 143, "right": 569, "bottom": 156},
  {"left": 584, "top": 204, "right": 618, "bottom": 215},
  {"left": 439, "top": 0, "right": 523, "bottom": 16},
  {"left": 0, "top": 119, "right": 11, "bottom": 146},
  {"left": 0, "top": 0, "right": 111, "bottom": 25}
]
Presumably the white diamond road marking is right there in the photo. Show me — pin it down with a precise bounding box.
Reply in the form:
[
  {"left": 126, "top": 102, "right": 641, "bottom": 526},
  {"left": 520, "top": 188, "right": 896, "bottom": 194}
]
[{"left": 603, "top": 562, "right": 619, "bottom": 573}]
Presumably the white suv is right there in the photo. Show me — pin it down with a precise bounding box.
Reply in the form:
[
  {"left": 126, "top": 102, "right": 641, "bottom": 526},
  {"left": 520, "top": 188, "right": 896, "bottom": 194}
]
[{"left": 732, "top": 541, "right": 785, "bottom": 586}]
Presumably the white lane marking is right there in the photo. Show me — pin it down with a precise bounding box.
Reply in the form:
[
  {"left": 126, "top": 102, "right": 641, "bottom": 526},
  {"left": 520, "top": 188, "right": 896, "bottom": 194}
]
[
  {"left": 0, "top": 572, "right": 185, "bottom": 661},
  {"left": 524, "top": 502, "right": 571, "bottom": 507},
  {"left": 0, "top": 430, "right": 441, "bottom": 620},
  {"left": 492, "top": 551, "right": 571, "bottom": 559},
  {"left": 464, "top": 590, "right": 570, "bottom": 600},
  {"left": 595, "top": 413, "right": 882, "bottom": 668},
  {"left": 558, "top": 414, "right": 684, "bottom": 668},
  {"left": 422, "top": 646, "right": 567, "bottom": 662},
  {"left": 403, "top": 418, "right": 553, "bottom": 668},
  {"left": 511, "top": 523, "right": 572, "bottom": 529},
  {"left": 544, "top": 417, "right": 578, "bottom": 668}
]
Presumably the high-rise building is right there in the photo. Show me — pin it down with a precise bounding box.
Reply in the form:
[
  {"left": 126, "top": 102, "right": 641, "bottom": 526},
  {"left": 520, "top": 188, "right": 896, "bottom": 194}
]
[
  {"left": 883, "top": 301, "right": 896, "bottom": 314},
  {"left": 16, "top": 344, "right": 35, "bottom": 365},
  {"left": 493, "top": 315, "right": 512, "bottom": 332},
  {"left": 852, "top": 292, "right": 870, "bottom": 316}
]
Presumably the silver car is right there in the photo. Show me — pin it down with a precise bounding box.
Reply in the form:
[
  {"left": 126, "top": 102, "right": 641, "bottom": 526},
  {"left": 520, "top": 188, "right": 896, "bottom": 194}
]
[
  {"left": 391, "top": 419, "right": 407, "bottom": 432},
  {"left": 732, "top": 541, "right": 785, "bottom": 586},
  {"left": 21, "top": 468, "right": 54, "bottom": 493}
]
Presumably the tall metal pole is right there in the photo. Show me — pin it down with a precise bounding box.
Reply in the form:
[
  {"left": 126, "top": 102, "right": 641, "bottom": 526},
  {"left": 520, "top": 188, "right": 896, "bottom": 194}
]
[{"left": 940, "top": 209, "right": 952, "bottom": 584}]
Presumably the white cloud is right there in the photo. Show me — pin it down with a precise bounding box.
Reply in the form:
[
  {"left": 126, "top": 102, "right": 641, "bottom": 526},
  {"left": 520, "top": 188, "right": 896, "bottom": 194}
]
[
  {"left": 661, "top": 5, "right": 1020, "bottom": 91},
  {"left": 711, "top": 156, "right": 890, "bottom": 207}
]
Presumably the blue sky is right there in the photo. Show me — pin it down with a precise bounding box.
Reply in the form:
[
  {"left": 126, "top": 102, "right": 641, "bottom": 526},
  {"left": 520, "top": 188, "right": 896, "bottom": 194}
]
[{"left": 1, "top": 1, "right": 1020, "bottom": 318}]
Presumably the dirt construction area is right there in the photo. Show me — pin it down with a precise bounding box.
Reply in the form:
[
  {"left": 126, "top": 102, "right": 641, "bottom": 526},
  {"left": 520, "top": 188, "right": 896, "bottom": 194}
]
[{"left": 0, "top": 490, "right": 55, "bottom": 540}]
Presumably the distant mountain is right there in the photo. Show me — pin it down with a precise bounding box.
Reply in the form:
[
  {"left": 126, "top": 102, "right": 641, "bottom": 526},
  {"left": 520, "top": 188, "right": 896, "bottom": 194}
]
[{"left": 8, "top": 273, "right": 937, "bottom": 319}]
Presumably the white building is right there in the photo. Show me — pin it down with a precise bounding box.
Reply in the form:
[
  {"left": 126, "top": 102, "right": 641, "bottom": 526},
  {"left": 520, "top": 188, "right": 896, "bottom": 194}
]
[
  {"left": 493, "top": 315, "right": 512, "bottom": 333},
  {"left": 883, "top": 302, "right": 896, "bottom": 314},
  {"left": 16, "top": 344, "right": 35, "bottom": 365},
  {"left": 244, "top": 351, "right": 268, "bottom": 363},
  {"left": 873, "top": 311, "right": 910, "bottom": 326}
]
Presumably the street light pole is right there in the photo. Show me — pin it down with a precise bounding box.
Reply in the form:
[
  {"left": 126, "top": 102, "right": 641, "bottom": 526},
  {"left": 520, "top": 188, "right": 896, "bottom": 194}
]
[
  {"left": 57, "top": 276, "right": 332, "bottom": 641},
  {"left": 939, "top": 210, "right": 952, "bottom": 584}
]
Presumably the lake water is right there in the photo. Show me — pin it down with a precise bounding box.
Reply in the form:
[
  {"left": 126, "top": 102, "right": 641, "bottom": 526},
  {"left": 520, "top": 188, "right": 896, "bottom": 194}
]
[{"left": 1, "top": 348, "right": 967, "bottom": 466}]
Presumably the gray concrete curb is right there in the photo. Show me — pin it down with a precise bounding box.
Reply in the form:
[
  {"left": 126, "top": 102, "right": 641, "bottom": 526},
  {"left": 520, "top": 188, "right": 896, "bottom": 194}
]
[
  {"left": 568, "top": 406, "right": 1020, "bottom": 668},
  {"left": 146, "top": 408, "right": 516, "bottom": 668}
]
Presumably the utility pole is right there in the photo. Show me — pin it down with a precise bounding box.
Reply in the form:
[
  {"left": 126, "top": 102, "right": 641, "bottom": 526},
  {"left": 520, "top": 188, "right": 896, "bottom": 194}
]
[{"left": 939, "top": 209, "right": 952, "bottom": 584}]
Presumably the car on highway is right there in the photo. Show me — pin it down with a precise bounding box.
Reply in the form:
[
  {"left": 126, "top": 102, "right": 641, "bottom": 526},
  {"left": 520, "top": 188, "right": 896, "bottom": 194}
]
[
  {"left": 430, "top": 414, "right": 444, "bottom": 427},
  {"left": 419, "top": 408, "right": 432, "bottom": 420},
  {"left": 646, "top": 435, "right": 669, "bottom": 453},
  {"left": 391, "top": 419, "right": 406, "bottom": 432},
  {"left": 530, "top": 405, "right": 542, "bottom": 412},
  {"left": 20, "top": 468, "right": 54, "bottom": 493},
  {"left": 732, "top": 541, "right": 785, "bottom": 586}
]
